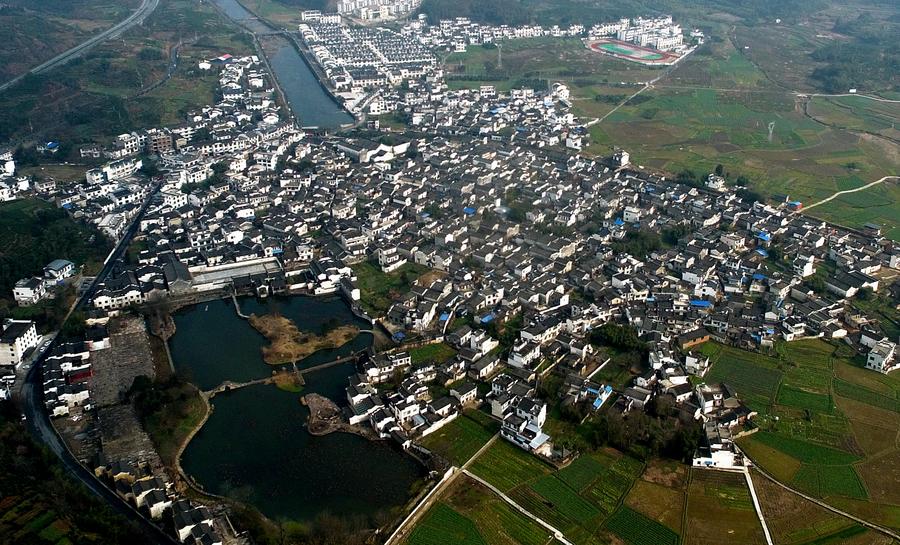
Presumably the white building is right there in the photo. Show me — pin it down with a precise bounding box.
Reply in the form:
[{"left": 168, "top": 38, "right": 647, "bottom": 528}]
[{"left": 1, "top": 320, "right": 39, "bottom": 367}]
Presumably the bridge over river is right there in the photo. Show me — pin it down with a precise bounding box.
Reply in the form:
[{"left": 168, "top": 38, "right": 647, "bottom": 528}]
[{"left": 201, "top": 351, "right": 365, "bottom": 399}]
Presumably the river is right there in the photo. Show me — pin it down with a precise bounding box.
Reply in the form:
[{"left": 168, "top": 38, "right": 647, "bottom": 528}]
[
  {"left": 208, "top": 0, "right": 354, "bottom": 129},
  {"left": 172, "top": 295, "right": 424, "bottom": 523}
]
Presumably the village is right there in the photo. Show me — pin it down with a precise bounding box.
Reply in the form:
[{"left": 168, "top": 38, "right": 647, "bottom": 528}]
[{"left": 0, "top": 8, "right": 898, "bottom": 545}]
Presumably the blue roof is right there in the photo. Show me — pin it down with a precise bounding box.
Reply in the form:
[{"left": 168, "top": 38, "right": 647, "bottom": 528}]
[
  {"left": 392, "top": 332, "right": 406, "bottom": 341},
  {"left": 463, "top": 207, "right": 476, "bottom": 215},
  {"left": 439, "top": 313, "right": 450, "bottom": 321},
  {"left": 480, "top": 313, "right": 495, "bottom": 323},
  {"left": 756, "top": 232, "right": 771, "bottom": 241},
  {"left": 614, "top": 218, "right": 625, "bottom": 226},
  {"left": 752, "top": 272, "right": 767, "bottom": 281},
  {"left": 690, "top": 300, "right": 712, "bottom": 308},
  {"left": 755, "top": 248, "right": 769, "bottom": 257},
  {"left": 789, "top": 201, "right": 802, "bottom": 206}
]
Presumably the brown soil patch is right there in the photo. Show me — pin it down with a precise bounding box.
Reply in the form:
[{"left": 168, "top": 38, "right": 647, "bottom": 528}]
[
  {"left": 641, "top": 458, "right": 687, "bottom": 488},
  {"left": 248, "top": 313, "right": 358, "bottom": 365},
  {"left": 857, "top": 450, "right": 900, "bottom": 505},
  {"left": 751, "top": 469, "right": 853, "bottom": 543}
]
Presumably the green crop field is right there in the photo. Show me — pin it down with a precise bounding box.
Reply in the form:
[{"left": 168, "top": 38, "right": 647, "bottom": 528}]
[
  {"left": 834, "top": 379, "right": 900, "bottom": 413},
  {"left": 469, "top": 439, "right": 554, "bottom": 492},
  {"left": 420, "top": 410, "right": 499, "bottom": 466},
  {"left": 703, "top": 343, "right": 783, "bottom": 411},
  {"left": 416, "top": 475, "right": 561, "bottom": 545},
  {"left": 407, "top": 503, "right": 487, "bottom": 545},
  {"left": 752, "top": 432, "right": 860, "bottom": 465},
  {"left": 792, "top": 464, "right": 868, "bottom": 500},
  {"left": 685, "top": 469, "right": 765, "bottom": 545},
  {"left": 776, "top": 385, "right": 834, "bottom": 413},
  {"left": 604, "top": 506, "right": 679, "bottom": 545},
  {"left": 530, "top": 475, "right": 601, "bottom": 522},
  {"left": 556, "top": 454, "right": 607, "bottom": 492}
]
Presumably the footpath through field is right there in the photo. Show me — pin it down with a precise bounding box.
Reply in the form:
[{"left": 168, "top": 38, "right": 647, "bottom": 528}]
[
  {"left": 799, "top": 176, "right": 899, "bottom": 212},
  {"left": 748, "top": 461, "right": 900, "bottom": 541},
  {"left": 462, "top": 468, "right": 575, "bottom": 545},
  {"left": 384, "top": 433, "right": 499, "bottom": 545}
]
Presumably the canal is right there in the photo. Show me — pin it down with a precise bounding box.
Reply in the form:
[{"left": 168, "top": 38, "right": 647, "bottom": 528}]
[
  {"left": 172, "top": 295, "right": 424, "bottom": 523},
  {"left": 209, "top": 0, "right": 354, "bottom": 129}
]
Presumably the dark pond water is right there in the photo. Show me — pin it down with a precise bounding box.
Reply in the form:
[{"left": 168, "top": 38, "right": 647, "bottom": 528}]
[
  {"left": 180, "top": 384, "right": 423, "bottom": 521},
  {"left": 172, "top": 295, "right": 423, "bottom": 522},
  {"left": 169, "top": 295, "right": 371, "bottom": 391}
]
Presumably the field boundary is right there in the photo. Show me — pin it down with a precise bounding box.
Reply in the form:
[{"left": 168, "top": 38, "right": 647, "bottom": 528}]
[
  {"left": 462, "top": 469, "right": 575, "bottom": 545},
  {"left": 743, "top": 468, "right": 775, "bottom": 545},
  {"left": 746, "top": 458, "right": 900, "bottom": 541}
]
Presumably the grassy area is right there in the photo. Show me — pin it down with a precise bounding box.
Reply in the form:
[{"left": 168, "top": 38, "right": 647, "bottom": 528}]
[
  {"left": 409, "top": 342, "right": 457, "bottom": 365},
  {"left": 351, "top": 260, "right": 430, "bottom": 316},
  {"left": 420, "top": 410, "right": 498, "bottom": 466}
]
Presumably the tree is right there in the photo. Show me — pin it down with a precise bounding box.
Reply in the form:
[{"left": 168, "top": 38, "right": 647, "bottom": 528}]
[
  {"left": 714, "top": 164, "right": 724, "bottom": 176},
  {"left": 857, "top": 286, "right": 873, "bottom": 301}
]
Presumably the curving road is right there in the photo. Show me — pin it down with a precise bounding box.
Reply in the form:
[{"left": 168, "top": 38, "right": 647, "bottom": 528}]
[
  {"left": 20, "top": 178, "right": 174, "bottom": 544},
  {"left": 0, "top": 0, "right": 160, "bottom": 94}
]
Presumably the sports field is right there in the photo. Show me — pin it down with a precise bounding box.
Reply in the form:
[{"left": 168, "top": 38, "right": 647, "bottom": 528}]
[{"left": 585, "top": 39, "right": 679, "bottom": 65}]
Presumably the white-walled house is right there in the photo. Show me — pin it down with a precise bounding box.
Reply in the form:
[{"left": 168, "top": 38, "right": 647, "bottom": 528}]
[{"left": 1, "top": 320, "right": 39, "bottom": 367}]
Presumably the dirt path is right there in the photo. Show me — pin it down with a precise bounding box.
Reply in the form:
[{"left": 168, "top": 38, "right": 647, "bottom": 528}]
[
  {"left": 462, "top": 469, "right": 575, "bottom": 545},
  {"left": 799, "top": 176, "right": 899, "bottom": 212},
  {"left": 384, "top": 433, "right": 499, "bottom": 545}
]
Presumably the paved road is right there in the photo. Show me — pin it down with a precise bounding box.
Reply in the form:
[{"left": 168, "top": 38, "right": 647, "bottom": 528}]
[{"left": 0, "top": 0, "right": 160, "bottom": 94}]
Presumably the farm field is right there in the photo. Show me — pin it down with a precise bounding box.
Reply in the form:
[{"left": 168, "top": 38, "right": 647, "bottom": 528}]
[
  {"left": 711, "top": 338, "right": 900, "bottom": 530},
  {"left": 684, "top": 469, "right": 766, "bottom": 545},
  {"left": 419, "top": 410, "right": 499, "bottom": 466},
  {"left": 405, "top": 475, "right": 563, "bottom": 545},
  {"left": 441, "top": 9, "right": 900, "bottom": 240},
  {"left": 465, "top": 443, "right": 646, "bottom": 544},
  {"left": 751, "top": 468, "right": 884, "bottom": 545},
  {"left": 699, "top": 342, "right": 783, "bottom": 411},
  {"left": 622, "top": 459, "right": 688, "bottom": 536}
]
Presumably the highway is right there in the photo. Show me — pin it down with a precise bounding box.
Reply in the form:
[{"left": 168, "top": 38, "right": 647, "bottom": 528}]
[
  {"left": 20, "top": 178, "right": 176, "bottom": 544},
  {"left": 0, "top": 0, "right": 160, "bottom": 94}
]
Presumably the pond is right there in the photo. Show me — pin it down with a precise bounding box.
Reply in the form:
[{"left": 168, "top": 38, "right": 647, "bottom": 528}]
[{"left": 172, "top": 295, "right": 424, "bottom": 522}]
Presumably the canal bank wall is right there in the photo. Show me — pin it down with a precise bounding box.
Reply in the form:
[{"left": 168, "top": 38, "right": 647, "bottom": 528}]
[{"left": 228, "top": 0, "right": 359, "bottom": 130}]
